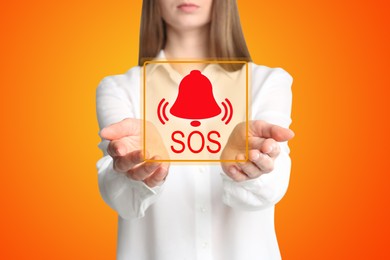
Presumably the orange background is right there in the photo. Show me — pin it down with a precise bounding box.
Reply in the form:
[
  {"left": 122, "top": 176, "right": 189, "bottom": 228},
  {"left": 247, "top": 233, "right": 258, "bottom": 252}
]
[{"left": 1, "top": 0, "right": 389, "bottom": 259}]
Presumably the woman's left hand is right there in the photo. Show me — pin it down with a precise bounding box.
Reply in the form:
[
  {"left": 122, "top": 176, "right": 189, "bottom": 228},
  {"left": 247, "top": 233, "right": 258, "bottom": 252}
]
[{"left": 221, "top": 120, "right": 294, "bottom": 182}]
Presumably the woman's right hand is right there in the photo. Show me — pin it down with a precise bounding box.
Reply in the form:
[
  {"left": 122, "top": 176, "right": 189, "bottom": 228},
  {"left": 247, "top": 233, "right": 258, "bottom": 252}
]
[{"left": 100, "top": 118, "right": 170, "bottom": 188}]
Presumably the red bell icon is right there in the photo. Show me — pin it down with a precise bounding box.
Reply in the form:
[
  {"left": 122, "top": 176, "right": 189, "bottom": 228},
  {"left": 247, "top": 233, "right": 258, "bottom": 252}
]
[{"left": 170, "top": 70, "right": 221, "bottom": 127}]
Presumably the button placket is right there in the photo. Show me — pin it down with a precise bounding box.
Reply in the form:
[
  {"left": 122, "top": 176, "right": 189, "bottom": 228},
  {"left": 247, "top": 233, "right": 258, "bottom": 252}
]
[{"left": 194, "top": 166, "right": 212, "bottom": 260}]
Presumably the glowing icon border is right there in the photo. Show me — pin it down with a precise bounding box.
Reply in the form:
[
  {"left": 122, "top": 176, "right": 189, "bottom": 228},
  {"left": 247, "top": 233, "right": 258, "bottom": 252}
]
[{"left": 143, "top": 60, "right": 249, "bottom": 163}]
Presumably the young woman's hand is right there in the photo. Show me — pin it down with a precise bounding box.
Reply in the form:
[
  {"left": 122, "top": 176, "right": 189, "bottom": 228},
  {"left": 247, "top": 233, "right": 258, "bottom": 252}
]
[
  {"left": 100, "top": 118, "right": 170, "bottom": 188},
  {"left": 221, "top": 120, "right": 294, "bottom": 182}
]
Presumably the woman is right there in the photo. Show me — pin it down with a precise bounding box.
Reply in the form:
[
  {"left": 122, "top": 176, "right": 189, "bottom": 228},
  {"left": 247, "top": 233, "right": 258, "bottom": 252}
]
[{"left": 96, "top": 0, "right": 294, "bottom": 259}]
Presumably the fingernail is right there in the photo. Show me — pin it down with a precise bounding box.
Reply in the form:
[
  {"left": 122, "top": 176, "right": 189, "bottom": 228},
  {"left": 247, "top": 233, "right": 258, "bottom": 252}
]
[
  {"left": 229, "top": 166, "right": 237, "bottom": 175},
  {"left": 252, "top": 152, "right": 260, "bottom": 160}
]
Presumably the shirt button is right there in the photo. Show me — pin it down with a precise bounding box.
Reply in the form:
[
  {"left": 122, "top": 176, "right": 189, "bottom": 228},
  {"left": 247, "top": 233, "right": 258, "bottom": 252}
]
[
  {"left": 201, "top": 207, "right": 206, "bottom": 213},
  {"left": 199, "top": 167, "right": 205, "bottom": 173},
  {"left": 202, "top": 242, "right": 208, "bottom": 248}
]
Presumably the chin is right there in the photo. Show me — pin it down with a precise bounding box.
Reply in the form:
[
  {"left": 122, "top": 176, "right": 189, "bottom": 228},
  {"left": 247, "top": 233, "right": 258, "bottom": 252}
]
[{"left": 172, "top": 19, "right": 210, "bottom": 31}]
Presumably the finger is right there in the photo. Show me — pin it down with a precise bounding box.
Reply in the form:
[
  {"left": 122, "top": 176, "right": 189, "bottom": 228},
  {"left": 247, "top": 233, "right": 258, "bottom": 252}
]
[
  {"left": 236, "top": 153, "right": 262, "bottom": 179},
  {"left": 250, "top": 151, "right": 274, "bottom": 173},
  {"left": 100, "top": 118, "right": 141, "bottom": 140},
  {"left": 260, "top": 138, "right": 281, "bottom": 158},
  {"left": 144, "top": 165, "right": 169, "bottom": 188},
  {"left": 127, "top": 156, "right": 162, "bottom": 181},
  {"left": 248, "top": 136, "right": 263, "bottom": 150},
  {"left": 250, "top": 121, "right": 294, "bottom": 142},
  {"left": 227, "top": 165, "right": 249, "bottom": 182},
  {"left": 107, "top": 139, "right": 129, "bottom": 157},
  {"left": 113, "top": 150, "right": 144, "bottom": 172}
]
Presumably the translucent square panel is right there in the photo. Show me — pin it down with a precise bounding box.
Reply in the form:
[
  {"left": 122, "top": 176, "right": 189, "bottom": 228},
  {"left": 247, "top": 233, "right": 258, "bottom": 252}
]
[{"left": 142, "top": 61, "right": 250, "bottom": 162}]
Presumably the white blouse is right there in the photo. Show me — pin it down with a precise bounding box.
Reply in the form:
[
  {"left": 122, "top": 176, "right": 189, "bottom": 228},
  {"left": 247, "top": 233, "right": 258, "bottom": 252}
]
[{"left": 96, "top": 51, "right": 293, "bottom": 260}]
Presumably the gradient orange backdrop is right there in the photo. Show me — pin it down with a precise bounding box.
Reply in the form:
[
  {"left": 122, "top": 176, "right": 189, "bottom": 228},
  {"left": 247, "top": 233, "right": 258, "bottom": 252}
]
[{"left": 1, "top": 0, "right": 389, "bottom": 259}]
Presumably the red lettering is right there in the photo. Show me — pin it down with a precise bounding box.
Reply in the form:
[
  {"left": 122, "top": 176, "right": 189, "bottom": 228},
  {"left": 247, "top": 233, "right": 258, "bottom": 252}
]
[
  {"left": 171, "top": 131, "right": 185, "bottom": 153},
  {"left": 188, "top": 131, "right": 205, "bottom": 154},
  {"left": 207, "top": 130, "right": 221, "bottom": 153}
]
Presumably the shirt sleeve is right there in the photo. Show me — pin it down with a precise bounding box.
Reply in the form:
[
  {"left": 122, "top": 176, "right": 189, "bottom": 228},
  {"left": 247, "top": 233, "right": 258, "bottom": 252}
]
[
  {"left": 221, "top": 66, "right": 293, "bottom": 211},
  {"left": 96, "top": 71, "right": 164, "bottom": 220}
]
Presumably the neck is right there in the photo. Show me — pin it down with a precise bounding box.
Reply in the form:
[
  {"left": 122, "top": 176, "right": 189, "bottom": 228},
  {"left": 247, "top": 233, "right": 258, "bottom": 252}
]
[{"left": 164, "top": 25, "right": 210, "bottom": 60}]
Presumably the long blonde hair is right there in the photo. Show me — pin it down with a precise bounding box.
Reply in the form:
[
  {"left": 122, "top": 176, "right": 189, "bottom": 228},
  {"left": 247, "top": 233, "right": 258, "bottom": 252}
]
[{"left": 138, "top": 0, "right": 252, "bottom": 71}]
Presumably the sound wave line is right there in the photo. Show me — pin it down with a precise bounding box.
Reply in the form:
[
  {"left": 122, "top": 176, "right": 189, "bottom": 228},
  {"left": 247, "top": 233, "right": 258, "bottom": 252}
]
[
  {"left": 157, "top": 98, "right": 166, "bottom": 125},
  {"left": 162, "top": 101, "right": 169, "bottom": 122},
  {"left": 221, "top": 102, "right": 228, "bottom": 121},
  {"left": 225, "top": 98, "right": 233, "bottom": 125}
]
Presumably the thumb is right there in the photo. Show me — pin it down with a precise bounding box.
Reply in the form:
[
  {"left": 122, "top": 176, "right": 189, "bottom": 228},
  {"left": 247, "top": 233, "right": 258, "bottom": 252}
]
[
  {"left": 269, "top": 125, "right": 295, "bottom": 142},
  {"left": 100, "top": 118, "right": 141, "bottom": 140},
  {"left": 250, "top": 120, "right": 295, "bottom": 142}
]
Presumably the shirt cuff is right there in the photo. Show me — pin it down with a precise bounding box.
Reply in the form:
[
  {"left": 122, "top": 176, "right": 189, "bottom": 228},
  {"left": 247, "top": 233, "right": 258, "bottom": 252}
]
[
  {"left": 97, "top": 157, "right": 165, "bottom": 219},
  {"left": 220, "top": 172, "right": 275, "bottom": 211}
]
